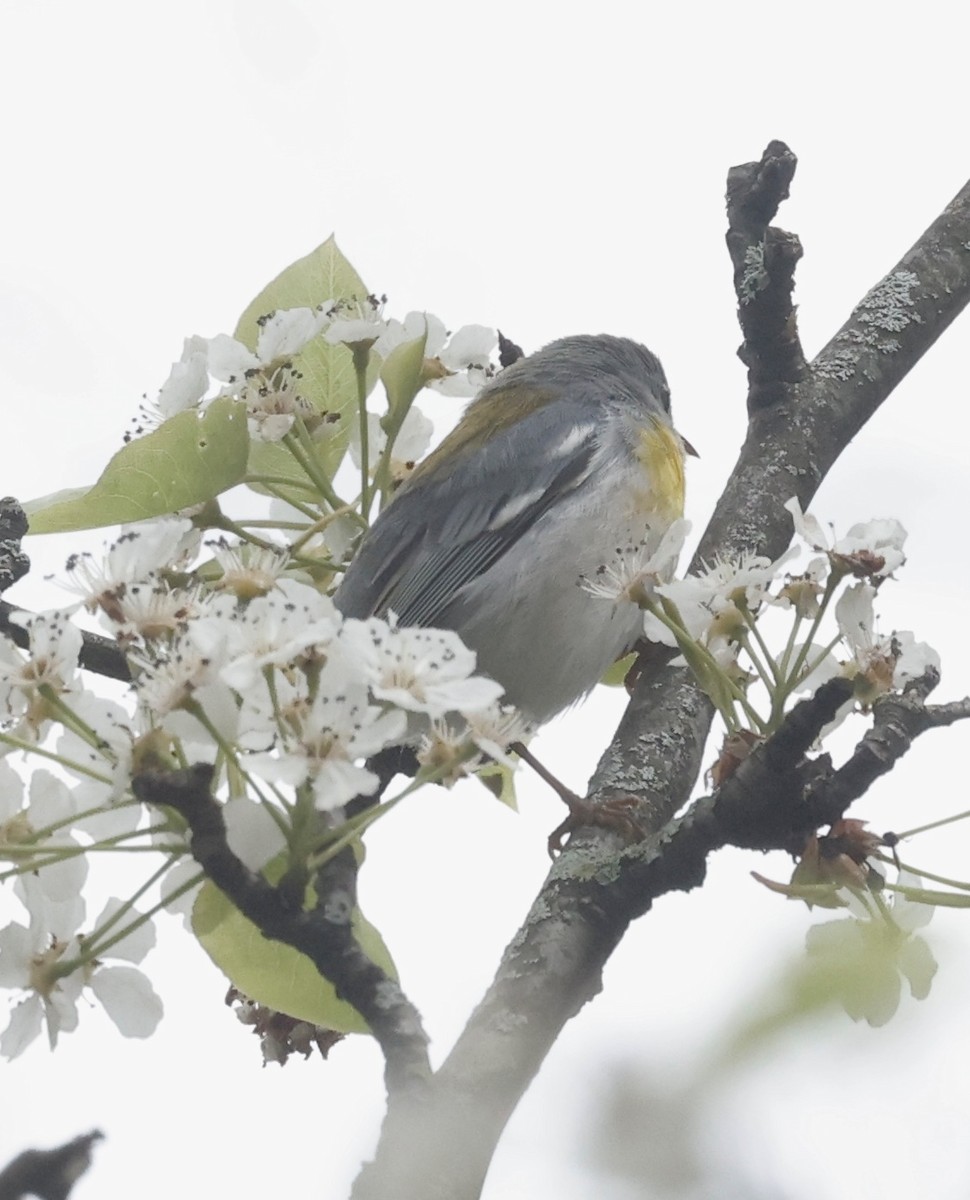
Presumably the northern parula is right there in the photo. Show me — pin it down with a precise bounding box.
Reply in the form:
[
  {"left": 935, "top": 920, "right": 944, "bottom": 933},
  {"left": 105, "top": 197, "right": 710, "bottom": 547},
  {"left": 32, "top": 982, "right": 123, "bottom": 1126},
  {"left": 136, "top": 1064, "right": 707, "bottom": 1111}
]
[{"left": 335, "top": 334, "right": 690, "bottom": 724}]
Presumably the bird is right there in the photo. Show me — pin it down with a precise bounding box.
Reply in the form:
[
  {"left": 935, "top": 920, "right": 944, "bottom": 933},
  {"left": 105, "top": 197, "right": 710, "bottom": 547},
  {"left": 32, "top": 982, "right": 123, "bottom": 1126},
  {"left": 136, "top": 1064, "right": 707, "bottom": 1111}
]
[{"left": 335, "top": 333, "right": 691, "bottom": 730}]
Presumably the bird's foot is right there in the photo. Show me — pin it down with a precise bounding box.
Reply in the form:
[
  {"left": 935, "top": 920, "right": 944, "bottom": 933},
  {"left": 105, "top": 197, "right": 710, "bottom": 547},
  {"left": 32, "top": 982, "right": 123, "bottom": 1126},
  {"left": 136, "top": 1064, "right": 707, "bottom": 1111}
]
[
  {"left": 508, "top": 741, "right": 643, "bottom": 858},
  {"left": 546, "top": 794, "right": 642, "bottom": 858}
]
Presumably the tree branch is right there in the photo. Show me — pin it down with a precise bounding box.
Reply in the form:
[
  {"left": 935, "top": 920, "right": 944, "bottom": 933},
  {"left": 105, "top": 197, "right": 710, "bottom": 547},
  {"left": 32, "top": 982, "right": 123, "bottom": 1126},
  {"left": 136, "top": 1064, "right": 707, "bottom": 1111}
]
[
  {"left": 628, "top": 669, "right": 970, "bottom": 904},
  {"left": 132, "top": 764, "right": 432, "bottom": 1097},
  {"left": 0, "top": 497, "right": 132, "bottom": 682},
  {"left": 0, "top": 1130, "right": 102, "bottom": 1200},
  {"left": 725, "top": 139, "right": 808, "bottom": 410},
  {"left": 0, "top": 497, "right": 30, "bottom": 595},
  {"left": 352, "top": 146, "right": 970, "bottom": 1197},
  {"left": 804, "top": 670, "right": 970, "bottom": 820},
  {"left": 698, "top": 170, "right": 970, "bottom": 574},
  {"left": 0, "top": 602, "right": 133, "bottom": 683}
]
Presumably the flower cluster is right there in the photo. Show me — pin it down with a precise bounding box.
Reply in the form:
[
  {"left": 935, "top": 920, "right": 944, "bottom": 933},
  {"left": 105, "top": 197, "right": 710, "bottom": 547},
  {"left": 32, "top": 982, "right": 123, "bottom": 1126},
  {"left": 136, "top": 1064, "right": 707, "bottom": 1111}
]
[
  {"left": 622, "top": 497, "right": 938, "bottom": 740},
  {"left": 756, "top": 851, "right": 939, "bottom": 1028},
  {"left": 153, "top": 302, "right": 497, "bottom": 444},
  {"left": 0, "top": 514, "right": 512, "bottom": 1057},
  {"left": 604, "top": 501, "right": 946, "bottom": 1027},
  {"left": 2, "top": 250, "right": 515, "bottom": 1059}
]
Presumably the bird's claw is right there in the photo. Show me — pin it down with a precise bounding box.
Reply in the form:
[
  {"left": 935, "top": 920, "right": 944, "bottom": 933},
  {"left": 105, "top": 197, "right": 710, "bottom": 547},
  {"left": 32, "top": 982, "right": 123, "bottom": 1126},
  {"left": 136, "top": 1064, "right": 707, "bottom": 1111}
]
[{"left": 547, "top": 795, "right": 643, "bottom": 858}]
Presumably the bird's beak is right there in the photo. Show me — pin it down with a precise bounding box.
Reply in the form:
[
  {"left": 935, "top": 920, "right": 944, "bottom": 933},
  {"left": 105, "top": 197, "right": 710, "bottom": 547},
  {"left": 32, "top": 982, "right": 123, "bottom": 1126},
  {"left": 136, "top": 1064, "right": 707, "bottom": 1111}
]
[{"left": 681, "top": 435, "right": 700, "bottom": 458}]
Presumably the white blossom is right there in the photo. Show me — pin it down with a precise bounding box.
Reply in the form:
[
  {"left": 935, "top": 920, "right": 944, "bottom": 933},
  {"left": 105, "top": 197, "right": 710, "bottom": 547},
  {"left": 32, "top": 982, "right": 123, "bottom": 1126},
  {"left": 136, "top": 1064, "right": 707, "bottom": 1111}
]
[
  {"left": 891, "top": 631, "right": 941, "bottom": 688},
  {"left": 581, "top": 518, "right": 690, "bottom": 603},
  {"left": 56, "top": 694, "right": 139, "bottom": 827},
  {"left": 787, "top": 642, "right": 842, "bottom": 695},
  {"left": 207, "top": 308, "right": 328, "bottom": 382},
  {"left": 236, "top": 669, "right": 310, "bottom": 753},
  {"left": 223, "top": 795, "right": 288, "bottom": 871},
  {"left": 90, "top": 897, "right": 156, "bottom": 963},
  {"left": 836, "top": 583, "right": 938, "bottom": 696},
  {"left": 0, "top": 896, "right": 163, "bottom": 1058},
  {"left": 339, "top": 616, "right": 505, "bottom": 718},
  {"left": 374, "top": 311, "right": 448, "bottom": 359},
  {"left": 805, "top": 870, "right": 936, "bottom": 1027},
  {"left": 161, "top": 680, "right": 241, "bottom": 758},
  {"left": 464, "top": 702, "right": 532, "bottom": 764},
  {"left": 8, "top": 772, "right": 88, "bottom": 905},
  {"left": 158, "top": 857, "right": 204, "bottom": 924},
  {"left": 0, "top": 919, "right": 83, "bottom": 1056},
  {"left": 349, "top": 405, "right": 434, "bottom": 476},
  {"left": 154, "top": 335, "right": 210, "bottom": 418},
  {"left": 374, "top": 312, "right": 497, "bottom": 396},
  {"left": 784, "top": 496, "right": 832, "bottom": 555},
  {"left": 13, "top": 875, "right": 86, "bottom": 950},
  {"left": 834, "top": 518, "right": 907, "bottom": 576},
  {"left": 105, "top": 580, "right": 202, "bottom": 645},
  {"left": 206, "top": 308, "right": 328, "bottom": 441},
  {"left": 323, "top": 295, "right": 389, "bottom": 348},
  {"left": 417, "top": 701, "right": 529, "bottom": 785},
  {"left": 643, "top": 547, "right": 795, "bottom": 649},
  {"left": 210, "top": 541, "right": 290, "bottom": 599},
  {"left": 432, "top": 324, "right": 498, "bottom": 396},
  {"left": 785, "top": 497, "right": 907, "bottom": 578},
  {"left": 89, "top": 966, "right": 163, "bottom": 1037},
  {"left": 887, "top": 869, "right": 936, "bottom": 932},
  {"left": 211, "top": 580, "right": 343, "bottom": 693},
  {"left": 0, "top": 610, "right": 83, "bottom": 733},
  {"left": 63, "top": 517, "right": 199, "bottom": 614},
  {"left": 246, "top": 659, "right": 408, "bottom": 811},
  {"left": 134, "top": 638, "right": 220, "bottom": 717}
]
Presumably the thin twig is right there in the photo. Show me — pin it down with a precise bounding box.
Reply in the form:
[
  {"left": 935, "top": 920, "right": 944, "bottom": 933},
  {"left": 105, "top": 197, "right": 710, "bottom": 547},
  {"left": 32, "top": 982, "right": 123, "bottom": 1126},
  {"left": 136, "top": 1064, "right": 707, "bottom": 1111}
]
[{"left": 132, "top": 764, "right": 431, "bottom": 1097}]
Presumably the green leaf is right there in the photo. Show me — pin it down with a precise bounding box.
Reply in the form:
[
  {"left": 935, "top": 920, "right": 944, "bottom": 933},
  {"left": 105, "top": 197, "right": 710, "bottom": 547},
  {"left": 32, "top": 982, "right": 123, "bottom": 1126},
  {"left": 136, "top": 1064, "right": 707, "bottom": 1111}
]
[
  {"left": 601, "top": 653, "right": 636, "bottom": 688},
  {"left": 192, "top": 861, "right": 397, "bottom": 1034},
  {"left": 234, "top": 235, "right": 375, "bottom": 481},
  {"left": 368, "top": 331, "right": 430, "bottom": 507},
  {"left": 24, "top": 397, "right": 249, "bottom": 534},
  {"left": 475, "top": 759, "right": 519, "bottom": 810},
  {"left": 379, "top": 331, "right": 427, "bottom": 420}
]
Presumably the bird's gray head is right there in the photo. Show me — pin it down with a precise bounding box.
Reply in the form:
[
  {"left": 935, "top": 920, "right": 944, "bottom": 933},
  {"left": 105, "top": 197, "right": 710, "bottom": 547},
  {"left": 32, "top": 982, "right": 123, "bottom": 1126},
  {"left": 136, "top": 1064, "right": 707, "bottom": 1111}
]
[{"left": 495, "top": 333, "right": 672, "bottom": 418}]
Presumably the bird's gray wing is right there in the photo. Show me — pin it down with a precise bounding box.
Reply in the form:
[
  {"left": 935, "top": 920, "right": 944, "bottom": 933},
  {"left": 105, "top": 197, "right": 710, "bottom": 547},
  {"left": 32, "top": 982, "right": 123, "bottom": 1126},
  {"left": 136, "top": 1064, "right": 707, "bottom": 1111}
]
[{"left": 335, "top": 399, "right": 601, "bottom": 626}]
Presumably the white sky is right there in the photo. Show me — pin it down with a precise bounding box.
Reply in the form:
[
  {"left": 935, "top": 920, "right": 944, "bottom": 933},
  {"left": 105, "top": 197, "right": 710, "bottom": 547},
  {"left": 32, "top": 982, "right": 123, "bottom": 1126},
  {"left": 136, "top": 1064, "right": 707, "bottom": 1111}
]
[{"left": 2, "top": 2, "right": 969, "bottom": 1198}]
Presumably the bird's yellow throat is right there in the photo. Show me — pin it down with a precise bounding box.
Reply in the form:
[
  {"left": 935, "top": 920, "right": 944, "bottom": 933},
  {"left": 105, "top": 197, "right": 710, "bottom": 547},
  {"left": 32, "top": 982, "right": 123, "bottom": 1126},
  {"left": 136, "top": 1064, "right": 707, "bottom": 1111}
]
[{"left": 635, "top": 422, "right": 686, "bottom": 521}]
